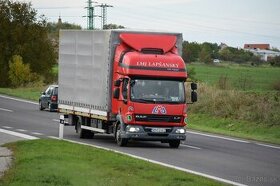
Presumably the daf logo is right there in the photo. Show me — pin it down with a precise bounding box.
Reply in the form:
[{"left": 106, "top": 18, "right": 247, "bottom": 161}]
[{"left": 152, "top": 105, "right": 167, "bottom": 114}]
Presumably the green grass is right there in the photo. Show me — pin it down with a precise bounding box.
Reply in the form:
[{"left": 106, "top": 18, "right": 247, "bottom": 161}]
[
  {"left": 0, "top": 87, "right": 43, "bottom": 101},
  {"left": 52, "top": 64, "right": 58, "bottom": 75},
  {"left": 188, "top": 113, "right": 280, "bottom": 144},
  {"left": 0, "top": 139, "right": 225, "bottom": 186},
  {"left": 188, "top": 63, "right": 280, "bottom": 91}
]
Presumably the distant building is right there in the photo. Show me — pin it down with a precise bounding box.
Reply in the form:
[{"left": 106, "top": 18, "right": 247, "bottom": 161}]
[
  {"left": 219, "top": 42, "right": 228, "bottom": 50},
  {"left": 243, "top": 43, "right": 280, "bottom": 61},
  {"left": 244, "top": 44, "right": 270, "bottom": 50},
  {"left": 245, "top": 48, "right": 280, "bottom": 61},
  {"left": 58, "top": 15, "right": 62, "bottom": 28}
]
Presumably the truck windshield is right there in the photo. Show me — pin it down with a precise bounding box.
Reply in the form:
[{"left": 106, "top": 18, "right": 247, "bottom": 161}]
[{"left": 130, "top": 79, "right": 185, "bottom": 104}]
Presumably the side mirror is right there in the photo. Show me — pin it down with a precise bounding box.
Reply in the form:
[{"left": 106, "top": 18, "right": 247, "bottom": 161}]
[
  {"left": 191, "top": 91, "right": 197, "bottom": 102},
  {"left": 113, "top": 88, "right": 120, "bottom": 99},
  {"left": 191, "top": 83, "right": 197, "bottom": 90},
  {"left": 41, "top": 92, "right": 46, "bottom": 95},
  {"left": 114, "top": 79, "right": 121, "bottom": 87}
]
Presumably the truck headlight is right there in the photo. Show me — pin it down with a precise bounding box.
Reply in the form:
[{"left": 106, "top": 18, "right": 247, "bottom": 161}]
[
  {"left": 127, "top": 126, "right": 140, "bottom": 133},
  {"left": 175, "top": 128, "right": 186, "bottom": 134}
]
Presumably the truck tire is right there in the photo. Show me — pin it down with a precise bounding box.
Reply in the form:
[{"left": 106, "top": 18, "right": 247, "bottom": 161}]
[
  {"left": 169, "top": 140, "right": 180, "bottom": 148},
  {"left": 116, "top": 124, "right": 128, "bottom": 147},
  {"left": 87, "top": 131, "right": 95, "bottom": 139},
  {"left": 76, "top": 118, "right": 87, "bottom": 139}
]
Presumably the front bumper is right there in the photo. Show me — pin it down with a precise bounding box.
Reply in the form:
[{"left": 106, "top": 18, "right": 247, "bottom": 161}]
[{"left": 121, "top": 125, "right": 186, "bottom": 141}]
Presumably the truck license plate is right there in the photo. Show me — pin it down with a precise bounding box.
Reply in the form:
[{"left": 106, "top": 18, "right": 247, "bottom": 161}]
[{"left": 151, "top": 128, "right": 166, "bottom": 133}]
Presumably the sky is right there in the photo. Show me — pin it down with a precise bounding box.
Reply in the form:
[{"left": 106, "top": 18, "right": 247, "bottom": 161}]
[{"left": 19, "top": 0, "right": 280, "bottom": 49}]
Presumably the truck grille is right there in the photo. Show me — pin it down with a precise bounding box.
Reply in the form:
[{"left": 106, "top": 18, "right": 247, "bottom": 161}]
[{"left": 135, "top": 114, "right": 181, "bottom": 123}]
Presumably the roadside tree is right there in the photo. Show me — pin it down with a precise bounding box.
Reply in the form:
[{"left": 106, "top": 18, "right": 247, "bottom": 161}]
[
  {"left": 8, "top": 55, "right": 31, "bottom": 87},
  {"left": 0, "top": 0, "right": 56, "bottom": 86}
]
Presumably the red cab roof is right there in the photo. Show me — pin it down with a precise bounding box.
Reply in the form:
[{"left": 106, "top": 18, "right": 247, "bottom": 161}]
[{"left": 120, "top": 33, "right": 177, "bottom": 54}]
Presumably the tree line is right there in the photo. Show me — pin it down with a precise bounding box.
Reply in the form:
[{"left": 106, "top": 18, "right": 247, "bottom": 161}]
[
  {"left": 0, "top": 0, "right": 56, "bottom": 87},
  {"left": 182, "top": 41, "right": 263, "bottom": 64},
  {"left": 0, "top": 0, "right": 84, "bottom": 87}
]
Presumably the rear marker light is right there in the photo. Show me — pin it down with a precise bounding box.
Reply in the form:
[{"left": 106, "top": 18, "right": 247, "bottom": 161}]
[{"left": 51, "top": 96, "right": 57, "bottom": 102}]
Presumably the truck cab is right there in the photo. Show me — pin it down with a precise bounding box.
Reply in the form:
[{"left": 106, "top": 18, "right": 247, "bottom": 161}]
[{"left": 111, "top": 33, "right": 197, "bottom": 148}]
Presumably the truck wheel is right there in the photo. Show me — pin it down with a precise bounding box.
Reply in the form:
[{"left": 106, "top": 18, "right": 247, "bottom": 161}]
[
  {"left": 87, "top": 131, "right": 95, "bottom": 139},
  {"left": 169, "top": 140, "right": 180, "bottom": 148},
  {"left": 116, "top": 124, "right": 128, "bottom": 147},
  {"left": 76, "top": 119, "right": 87, "bottom": 138}
]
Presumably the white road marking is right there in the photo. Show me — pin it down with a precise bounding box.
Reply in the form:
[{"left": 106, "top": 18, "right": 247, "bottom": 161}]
[
  {"left": 15, "top": 129, "right": 27, "bottom": 132},
  {"left": 188, "top": 131, "right": 280, "bottom": 150},
  {"left": 0, "top": 95, "right": 37, "bottom": 105},
  {"left": 187, "top": 131, "right": 250, "bottom": 143},
  {"left": 31, "top": 132, "right": 44, "bottom": 136},
  {"left": 61, "top": 138, "right": 247, "bottom": 186},
  {"left": 48, "top": 136, "right": 59, "bottom": 139},
  {"left": 256, "top": 143, "right": 280, "bottom": 150},
  {"left": 2, "top": 126, "right": 13, "bottom": 129},
  {"left": 0, "top": 128, "right": 38, "bottom": 140},
  {"left": 0, "top": 107, "right": 13, "bottom": 112},
  {"left": 52, "top": 119, "right": 60, "bottom": 122},
  {"left": 181, "top": 144, "right": 201, "bottom": 150}
]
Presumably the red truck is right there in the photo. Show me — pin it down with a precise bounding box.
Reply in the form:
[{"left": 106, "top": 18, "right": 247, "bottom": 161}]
[{"left": 58, "top": 30, "right": 197, "bottom": 148}]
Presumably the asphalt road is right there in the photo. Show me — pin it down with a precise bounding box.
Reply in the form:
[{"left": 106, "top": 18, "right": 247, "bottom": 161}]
[{"left": 0, "top": 95, "right": 279, "bottom": 186}]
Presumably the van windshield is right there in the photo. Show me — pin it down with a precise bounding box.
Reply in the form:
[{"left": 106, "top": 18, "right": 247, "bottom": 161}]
[{"left": 130, "top": 79, "right": 185, "bottom": 104}]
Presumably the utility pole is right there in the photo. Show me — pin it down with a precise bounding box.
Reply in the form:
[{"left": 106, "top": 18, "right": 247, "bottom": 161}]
[
  {"left": 84, "top": 0, "right": 98, "bottom": 30},
  {"left": 97, "top": 3, "right": 113, "bottom": 29}
]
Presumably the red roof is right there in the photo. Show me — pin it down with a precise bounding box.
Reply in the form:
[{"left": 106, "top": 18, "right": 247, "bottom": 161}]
[{"left": 244, "top": 44, "right": 270, "bottom": 50}]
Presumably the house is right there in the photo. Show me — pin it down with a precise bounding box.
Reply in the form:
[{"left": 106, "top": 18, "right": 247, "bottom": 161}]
[
  {"left": 219, "top": 42, "right": 228, "bottom": 50},
  {"left": 243, "top": 43, "right": 280, "bottom": 61},
  {"left": 244, "top": 44, "right": 270, "bottom": 50},
  {"left": 245, "top": 48, "right": 280, "bottom": 61}
]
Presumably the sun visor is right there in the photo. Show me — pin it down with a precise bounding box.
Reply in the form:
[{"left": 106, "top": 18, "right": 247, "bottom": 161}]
[{"left": 119, "top": 33, "right": 177, "bottom": 54}]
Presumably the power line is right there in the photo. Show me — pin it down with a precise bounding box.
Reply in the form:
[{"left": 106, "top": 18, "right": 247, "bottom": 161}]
[
  {"left": 35, "top": 6, "right": 83, "bottom": 9},
  {"left": 96, "top": 3, "right": 113, "bottom": 29},
  {"left": 84, "top": 0, "right": 99, "bottom": 30}
]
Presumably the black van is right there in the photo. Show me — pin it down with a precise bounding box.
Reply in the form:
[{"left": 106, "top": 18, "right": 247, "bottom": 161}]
[{"left": 39, "top": 85, "right": 58, "bottom": 112}]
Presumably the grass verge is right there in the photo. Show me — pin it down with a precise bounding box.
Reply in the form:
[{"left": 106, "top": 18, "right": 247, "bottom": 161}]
[
  {"left": 188, "top": 113, "right": 280, "bottom": 145},
  {"left": 188, "top": 63, "right": 280, "bottom": 91},
  {"left": 0, "top": 87, "right": 43, "bottom": 101},
  {"left": 0, "top": 139, "right": 224, "bottom": 186}
]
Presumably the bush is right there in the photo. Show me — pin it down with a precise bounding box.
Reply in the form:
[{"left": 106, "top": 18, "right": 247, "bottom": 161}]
[
  {"left": 217, "top": 74, "right": 231, "bottom": 90},
  {"left": 189, "top": 83, "right": 280, "bottom": 126},
  {"left": 187, "top": 67, "right": 197, "bottom": 81},
  {"left": 235, "top": 72, "right": 253, "bottom": 91},
  {"left": 8, "top": 55, "right": 32, "bottom": 87},
  {"left": 269, "top": 56, "right": 280, "bottom": 67},
  {"left": 272, "top": 80, "right": 280, "bottom": 91},
  {"left": 8, "top": 55, "right": 44, "bottom": 88}
]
